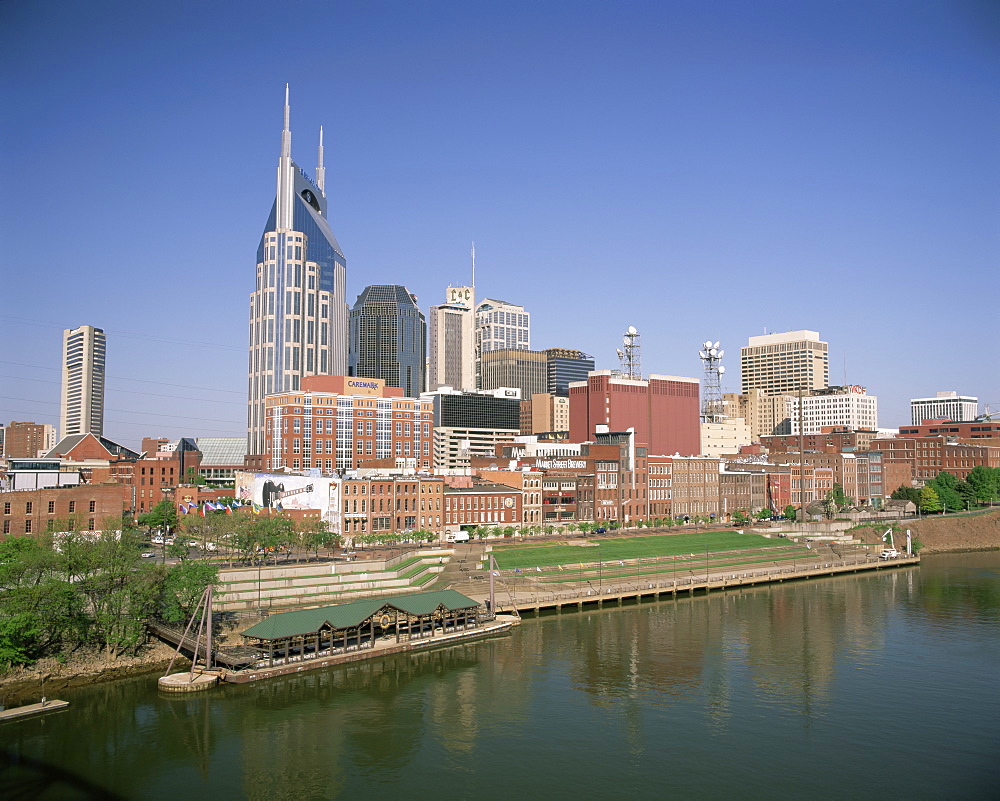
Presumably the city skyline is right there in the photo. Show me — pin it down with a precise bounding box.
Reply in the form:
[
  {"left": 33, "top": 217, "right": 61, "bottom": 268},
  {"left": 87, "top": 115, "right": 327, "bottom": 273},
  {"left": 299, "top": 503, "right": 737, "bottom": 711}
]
[{"left": 3, "top": 1, "right": 998, "bottom": 445}]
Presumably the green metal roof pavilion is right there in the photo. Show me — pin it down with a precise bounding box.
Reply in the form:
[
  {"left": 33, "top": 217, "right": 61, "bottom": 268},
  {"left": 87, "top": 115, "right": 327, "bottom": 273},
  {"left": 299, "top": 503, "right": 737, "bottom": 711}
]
[{"left": 241, "top": 589, "right": 481, "bottom": 641}]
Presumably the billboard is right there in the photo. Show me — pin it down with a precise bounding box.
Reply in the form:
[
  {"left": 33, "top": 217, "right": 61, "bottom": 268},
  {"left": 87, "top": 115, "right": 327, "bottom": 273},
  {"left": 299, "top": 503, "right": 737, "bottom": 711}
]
[{"left": 235, "top": 472, "right": 339, "bottom": 521}]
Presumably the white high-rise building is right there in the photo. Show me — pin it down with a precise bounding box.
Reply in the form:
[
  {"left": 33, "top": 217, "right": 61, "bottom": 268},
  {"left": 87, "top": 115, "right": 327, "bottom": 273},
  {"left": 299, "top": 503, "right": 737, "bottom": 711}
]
[
  {"left": 248, "top": 87, "right": 348, "bottom": 454},
  {"left": 740, "top": 330, "right": 829, "bottom": 396},
  {"left": 475, "top": 298, "right": 529, "bottom": 388},
  {"left": 785, "top": 386, "right": 878, "bottom": 434},
  {"left": 60, "top": 325, "right": 106, "bottom": 438},
  {"left": 476, "top": 298, "right": 529, "bottom": 354},
  {"left": 910, "top": 391, "right": 978, "bottom": 425},
  {"left": 427, "top": 285, "right": 476, "bottom": 391}
]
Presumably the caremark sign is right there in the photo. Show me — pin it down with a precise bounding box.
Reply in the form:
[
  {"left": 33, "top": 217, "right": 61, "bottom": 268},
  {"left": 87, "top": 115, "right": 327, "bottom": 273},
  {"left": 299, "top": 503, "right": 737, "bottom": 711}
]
[{"left": 347, "top": 380, "right": 380, "bottom": 390}]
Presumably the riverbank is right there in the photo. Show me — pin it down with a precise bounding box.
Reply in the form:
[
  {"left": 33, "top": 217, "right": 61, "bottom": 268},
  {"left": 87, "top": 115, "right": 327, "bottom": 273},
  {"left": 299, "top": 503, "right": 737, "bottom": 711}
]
[
  {"left": 3, "top": 512, "right": 996, "bottom": 706},
  {"left": 0, "top": 640, "right": 187, "bottom": 709},
  {"left": 849, "top": 509, "right": 1000, "bottom": 554}
]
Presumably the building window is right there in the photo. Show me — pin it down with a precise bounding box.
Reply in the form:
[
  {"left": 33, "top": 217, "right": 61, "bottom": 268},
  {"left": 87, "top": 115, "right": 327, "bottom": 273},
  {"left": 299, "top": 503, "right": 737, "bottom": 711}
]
[
  {"left": 24, "top": 520, "right": 32, "bottom": 533},
  {"left": 89, "top": 501, "right": 96, "bottom": 513},
  {"left": 88, "top": 519, "right": 95, "bottom": 531},
  {"left": 48, "top": 501, "right": 55, "bottom": 514},
  {"left": 25, "top": 502, "right": 32, "bottom": 514},
  {"left": 69, "top": 501, "right": 76, "bottom": 513},
  {"left": 2, "top": 503, "right": 9, "bottom": 515}
]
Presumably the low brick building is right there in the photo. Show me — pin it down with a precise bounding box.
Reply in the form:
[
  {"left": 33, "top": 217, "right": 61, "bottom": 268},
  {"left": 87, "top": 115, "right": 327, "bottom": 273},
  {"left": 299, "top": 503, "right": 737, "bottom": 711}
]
[{"left": 1, "top": 484, "right": 130, "bottom": 537}]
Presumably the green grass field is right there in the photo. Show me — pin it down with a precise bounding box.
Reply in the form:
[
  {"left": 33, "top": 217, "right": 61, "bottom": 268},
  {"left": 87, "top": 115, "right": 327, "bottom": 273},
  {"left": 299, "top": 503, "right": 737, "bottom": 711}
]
[{"left": 489, "top": 531, "right": 787, "bottom": 570}]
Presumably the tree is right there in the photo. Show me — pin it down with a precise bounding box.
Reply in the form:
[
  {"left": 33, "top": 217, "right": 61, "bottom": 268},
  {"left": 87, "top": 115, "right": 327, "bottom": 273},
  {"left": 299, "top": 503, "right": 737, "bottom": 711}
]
[
  {"left": 927, "top": 472, "right": 962, "bottom": 513},
  {"left": 919, "top": 486, "right": 942, "bottom": 514},
  {"left": 0, "top": 535, "right": 83, "bottom": 669},
  {"left": 60, "top": 524, "right": 166, "bottom": 661},
  {"left": 161, "top": 561, "right": 219, "bottom": 624},
  {"left": 732, "top": 511, "right": 749, "bottom": 525},
  {"left": 954, "top": 481, "right": 976, "bottom": 511},
  {"left": 782, "top": 505, "right": 796, "bottom": 520},
  {"left": 138, "top": 498, "right": 178, "bottom": 534},
  {"left": 828, "top": 483, "right": 850, "bottom": 508},
  {"left": 966, "top": 466, "right": 999, "bottom": 504},
  {"left": 891, "top": 486, "right": 921, "bottom": 505}
]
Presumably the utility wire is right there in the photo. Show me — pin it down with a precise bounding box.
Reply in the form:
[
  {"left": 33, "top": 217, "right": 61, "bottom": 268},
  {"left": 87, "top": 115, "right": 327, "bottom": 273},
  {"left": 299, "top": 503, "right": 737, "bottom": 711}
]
[
  {"left": 1, "top": 316, "right": 244, "bottom": 351},
  {"left": 0, "top": 374, "right": 244, "bottom": 405},
  {"left": 0, "top": 360, "right": 244, "bottom": 395},
  {"left": 0, "top": 396, "right": 240, "bottom": 424}
]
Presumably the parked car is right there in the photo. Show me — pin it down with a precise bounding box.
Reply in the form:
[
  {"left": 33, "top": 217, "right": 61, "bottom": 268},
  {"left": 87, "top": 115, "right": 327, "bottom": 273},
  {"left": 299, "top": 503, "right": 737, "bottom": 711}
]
[{"left": 140, "top": 552, "right": 155, "bottom": 558}]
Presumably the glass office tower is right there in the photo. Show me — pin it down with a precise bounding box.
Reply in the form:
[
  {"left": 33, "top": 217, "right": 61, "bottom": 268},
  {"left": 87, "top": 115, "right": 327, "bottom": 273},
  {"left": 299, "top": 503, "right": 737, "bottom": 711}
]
[
  {"left": 248, "top": 87, "right": 348, "bottom": 454},
  {"left": 348, "top": 285, "right": 426, "bottom": 399}
]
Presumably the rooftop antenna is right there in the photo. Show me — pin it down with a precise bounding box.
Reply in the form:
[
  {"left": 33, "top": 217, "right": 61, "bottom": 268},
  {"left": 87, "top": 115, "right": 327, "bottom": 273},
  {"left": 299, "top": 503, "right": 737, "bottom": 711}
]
[
  {"left": 316, "top": 125, "right": 325, "bottom": 195},
  {"left": 617, "top": 326, "right": 641, "bottom": 380},
  {"left": 699, "top": 340, "right": 726, "bottom": 422},
  {"left": 471, "top": 241, "right": 476, "bottom": 290}
]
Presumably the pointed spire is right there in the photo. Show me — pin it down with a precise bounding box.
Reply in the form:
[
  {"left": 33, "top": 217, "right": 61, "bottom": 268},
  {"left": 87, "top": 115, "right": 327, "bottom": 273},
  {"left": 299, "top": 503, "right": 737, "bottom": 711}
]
[
  {"left": 276, "top": 83, "right": 293, "bottom": 229},
  {"left": 316, "top": 125, "right": 326, "bottom": 195},
  {"left": 281, "top": 83, "right": 291, "bottom": 159}
]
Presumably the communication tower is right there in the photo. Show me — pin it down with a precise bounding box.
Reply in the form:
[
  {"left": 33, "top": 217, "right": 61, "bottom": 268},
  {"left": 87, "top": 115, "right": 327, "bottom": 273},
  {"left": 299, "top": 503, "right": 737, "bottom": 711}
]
[
  {"left": 699, "top": 340, "right": 726, "bottom": 422},
  {"left": 615, "top": 326, "right": 642, "bottom": 381}
]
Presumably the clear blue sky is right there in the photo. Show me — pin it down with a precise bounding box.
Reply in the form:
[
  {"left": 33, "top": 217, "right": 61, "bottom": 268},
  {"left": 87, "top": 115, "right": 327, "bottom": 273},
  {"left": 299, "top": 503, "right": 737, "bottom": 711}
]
[{"left": 2, "top": 0, "right": 998, "bottom": 447}]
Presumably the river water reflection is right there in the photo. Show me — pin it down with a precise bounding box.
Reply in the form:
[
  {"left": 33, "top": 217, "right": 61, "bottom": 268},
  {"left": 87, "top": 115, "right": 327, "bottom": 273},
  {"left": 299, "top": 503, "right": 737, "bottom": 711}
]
[{"left": 3, "top": 552, "right": 999, "bottom": 799}]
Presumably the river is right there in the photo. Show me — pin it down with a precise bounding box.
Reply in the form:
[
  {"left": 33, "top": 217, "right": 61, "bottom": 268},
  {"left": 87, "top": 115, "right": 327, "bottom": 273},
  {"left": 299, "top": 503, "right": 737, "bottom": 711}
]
[{"left": 2, "top": 552, "right": 999, "bottom": 800}]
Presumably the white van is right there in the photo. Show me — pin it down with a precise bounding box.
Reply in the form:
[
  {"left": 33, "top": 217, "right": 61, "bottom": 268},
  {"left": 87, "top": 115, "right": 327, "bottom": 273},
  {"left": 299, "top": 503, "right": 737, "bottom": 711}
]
[
  {"left": 446, "top": 532, "right": 470, "bottom": 543},
  {"left": 879, "top": 548, "right": 899, "bottom": 560}
]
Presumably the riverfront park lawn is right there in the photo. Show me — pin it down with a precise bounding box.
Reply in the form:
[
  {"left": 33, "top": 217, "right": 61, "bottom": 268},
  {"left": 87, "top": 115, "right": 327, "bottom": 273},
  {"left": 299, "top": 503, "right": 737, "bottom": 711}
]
[{"left": 489, "top": 531, "right": 788, "bottom": 570}]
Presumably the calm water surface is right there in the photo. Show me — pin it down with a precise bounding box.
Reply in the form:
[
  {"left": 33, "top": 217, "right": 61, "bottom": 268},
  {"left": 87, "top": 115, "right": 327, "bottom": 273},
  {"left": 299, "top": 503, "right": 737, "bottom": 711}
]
[{"left": 3, "top": 552, "right": 999, "bottom": 800}]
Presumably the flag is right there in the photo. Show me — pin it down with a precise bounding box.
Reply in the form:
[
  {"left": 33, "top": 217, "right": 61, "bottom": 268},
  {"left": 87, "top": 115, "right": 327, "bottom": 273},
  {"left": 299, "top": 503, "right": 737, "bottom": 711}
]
[
  {"left": 178, "top": 503, "right": 188, "bottom": 514},
  {"left": 225, "top": 503, "right": 234, "bottom": 515},
  {"left": 199, "top": 504, "right": 208, "bottom": 517},
  {"left": 252, "top": 503, "right": 261, "bottom": 515}
]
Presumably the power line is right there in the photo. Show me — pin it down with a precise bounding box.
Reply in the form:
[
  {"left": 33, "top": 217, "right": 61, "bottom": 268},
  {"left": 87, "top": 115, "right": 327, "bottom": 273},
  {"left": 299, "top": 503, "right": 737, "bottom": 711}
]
[
  {"left": 0, "top": 360, "right": 244, "bottom": 395},
  {"left": 0, "top": 316, "right": 244, "bottom": 352},
  {"left": 0, "top": 409, "right": 243, "bottom": 436},
  {"left": 0, "top": 397, "right": 240, "bottom": 424},
  {"left": 0, "top": 374, "right": 244, "bottom": 405}
]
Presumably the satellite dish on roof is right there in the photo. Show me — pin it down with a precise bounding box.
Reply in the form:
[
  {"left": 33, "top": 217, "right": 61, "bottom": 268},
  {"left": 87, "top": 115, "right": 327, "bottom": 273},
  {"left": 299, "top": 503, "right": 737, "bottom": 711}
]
[
  {"left": 713, "top": 341, "right": 720, "bottom": 350},
  {"left": 627, "top": 325, "right": 637, "bottom": 335},
  {"left": 718, "top": 349, "right": 724, "bottom": 359}
]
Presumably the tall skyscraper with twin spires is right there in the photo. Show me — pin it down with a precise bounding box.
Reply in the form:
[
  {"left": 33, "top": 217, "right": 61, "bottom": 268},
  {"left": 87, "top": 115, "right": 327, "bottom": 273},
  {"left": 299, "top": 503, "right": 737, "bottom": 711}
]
[{"left": 248, "top": 87, "right": 348, "bottom": 454}]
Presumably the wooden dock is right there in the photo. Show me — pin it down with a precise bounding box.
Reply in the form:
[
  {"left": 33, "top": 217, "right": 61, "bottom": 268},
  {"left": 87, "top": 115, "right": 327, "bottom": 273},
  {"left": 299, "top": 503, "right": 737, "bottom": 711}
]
[
  {"left": 490, "top": 553, "right": 920, "bottom": 615},
  {"left": 0, "top": 699, "right": 69, "bottom": 723}
]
